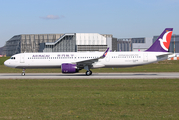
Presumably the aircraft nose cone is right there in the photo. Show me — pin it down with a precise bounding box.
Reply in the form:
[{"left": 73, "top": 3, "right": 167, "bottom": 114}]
[{"left": 4, "top": 60, "right": 9, "bottom": 67}]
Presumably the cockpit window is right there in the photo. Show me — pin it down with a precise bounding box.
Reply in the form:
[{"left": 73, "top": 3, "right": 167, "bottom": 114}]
[{"left": 10, "top": 57, "right": 15, "bottom": 60}]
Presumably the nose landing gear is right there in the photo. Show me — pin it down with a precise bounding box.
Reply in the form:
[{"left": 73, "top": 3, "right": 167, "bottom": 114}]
[{"left": 21, "top": 69, "right": 26, "bottom": 76}]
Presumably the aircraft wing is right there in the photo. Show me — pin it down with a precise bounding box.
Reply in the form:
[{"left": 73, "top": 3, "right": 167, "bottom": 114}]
[{"left": 72, "top": 48, "right": 109, "bottom": 68}]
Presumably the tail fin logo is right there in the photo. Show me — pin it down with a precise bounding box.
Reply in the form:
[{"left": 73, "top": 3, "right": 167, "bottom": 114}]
[
  {"left": 101, "top": 48, "right": 109, "bottom": 58},
  {"left": 159, "top": 31, "right": 173, "bottom": 51}
]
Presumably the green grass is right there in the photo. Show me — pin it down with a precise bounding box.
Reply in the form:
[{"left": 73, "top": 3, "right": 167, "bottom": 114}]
[
  {"left": 0, "top": 79, "right": 179, "bottom": 119},
  {"left": 1, "top": 57, "right": 179, "bottom": 73},
  {"left": 0, "top": 57, "right": 10, "bottom": 65}
]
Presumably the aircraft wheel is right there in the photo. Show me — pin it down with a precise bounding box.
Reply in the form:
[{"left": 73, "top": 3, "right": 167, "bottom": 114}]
[
  {"left": 89, "top": 70, "right": 92, "bottom": 75},
  {"left": 86, "top": 70, "right": 92, "bottom": 76},
  {"left": 21, "top": 69, "right": 26, "bottom": 76},
  {"left": 21, "top": 72, "right": 25, "bottom": 76}
]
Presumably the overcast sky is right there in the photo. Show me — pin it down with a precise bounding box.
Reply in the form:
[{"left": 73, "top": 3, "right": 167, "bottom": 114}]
[{"left": 0, "top": 0, "right": 179, "bottom": 47}]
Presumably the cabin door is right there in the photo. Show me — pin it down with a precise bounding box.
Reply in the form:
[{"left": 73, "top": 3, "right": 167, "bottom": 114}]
[
  {"left": 20, "top": 54, "right": 25, "bottom": 63},
  {"left": 143, "top": 53, "right": 148, "bottom": 62}
]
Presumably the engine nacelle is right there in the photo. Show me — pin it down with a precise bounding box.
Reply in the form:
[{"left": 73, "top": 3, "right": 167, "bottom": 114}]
[{"left": 61, "top": 63, "right": 79, "bottom": 73}]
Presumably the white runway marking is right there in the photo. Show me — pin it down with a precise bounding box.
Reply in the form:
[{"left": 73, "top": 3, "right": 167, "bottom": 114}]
[{"left": 0, "top": 73, "right": 179, "bottom": 79}]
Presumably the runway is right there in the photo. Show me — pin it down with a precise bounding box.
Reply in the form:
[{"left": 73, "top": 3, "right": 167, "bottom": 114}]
[{"left": 0, "top": 72, "right": 179, "bottom": 79}]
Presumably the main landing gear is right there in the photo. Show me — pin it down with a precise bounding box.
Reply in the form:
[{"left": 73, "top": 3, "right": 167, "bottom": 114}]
[
  {"left": 84, "top": 66, "right": 92, "bottom": 76},
  {"left": 21, "top": 69, "right": 26, "bottom": 76},
  {"left": 86, "top": 70, "right": 92, "bottom": 76}
]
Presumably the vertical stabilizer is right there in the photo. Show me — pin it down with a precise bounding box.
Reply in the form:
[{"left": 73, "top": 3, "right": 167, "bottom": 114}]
[{"left": 146, "top": 28, "right": 173, "bottom": 52}]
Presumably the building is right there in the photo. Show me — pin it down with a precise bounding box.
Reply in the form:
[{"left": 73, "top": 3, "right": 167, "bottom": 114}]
[
  {"left": 133, "top": 38, "right": 152, "bottom": 52},
  {"left": 117, "top": 37, "right": 151, "bottom": 52},
  {"left": 117, "top": 38, "right": 132, "bottom": 51},
  {"left": 5, "top": 32, "right": 177, "bottom": 57},
  {"left": 0, "top": 46, "right": 5, "bottom": 55},
  {"left": 4, "top": 33, "right": 117, "bottom": 56},
  {"left": 4, "top": 34, "right": 63, "bottom": 56}
]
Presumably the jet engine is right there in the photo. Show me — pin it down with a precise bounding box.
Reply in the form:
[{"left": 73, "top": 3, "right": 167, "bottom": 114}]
[{"left": 61, "top": 63, "right": 79, "bottom": 73}]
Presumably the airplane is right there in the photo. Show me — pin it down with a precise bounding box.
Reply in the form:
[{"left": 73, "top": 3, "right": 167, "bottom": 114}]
[{"left": 4, "top": 28, "right": 174, "bottom": 76}]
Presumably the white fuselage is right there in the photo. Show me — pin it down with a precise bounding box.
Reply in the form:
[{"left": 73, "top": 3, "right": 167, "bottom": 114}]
[{"left": 4, "top": 51, "right": 169, "bottom": 69}]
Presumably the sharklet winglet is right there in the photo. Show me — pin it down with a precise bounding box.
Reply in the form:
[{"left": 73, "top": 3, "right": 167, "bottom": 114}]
[{"left": 100, "top": 48, "right": 109, "bottom": 58}]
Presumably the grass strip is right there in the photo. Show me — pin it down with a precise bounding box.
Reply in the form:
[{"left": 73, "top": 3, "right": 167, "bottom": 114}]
[{"left": 0, "top": 79, "right": 178, "bottom": 119}]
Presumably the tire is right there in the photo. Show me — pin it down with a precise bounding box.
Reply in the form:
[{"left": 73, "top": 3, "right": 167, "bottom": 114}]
[
  {"left": 21, "top": 73, "right": 25, "bottom": 76},
  {"left": 86, "top": 71, "right": 90, "bottom": 76},
  {"left": 89, "top": 70, "right": 92, "bottom": 75},
  {"left": 86, "top": 70, "right": 92, "bottom": 76}
]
